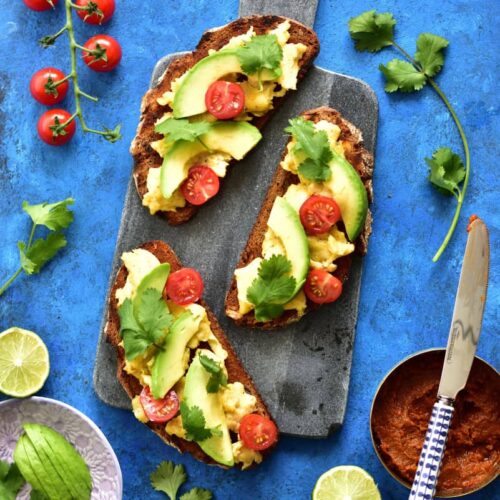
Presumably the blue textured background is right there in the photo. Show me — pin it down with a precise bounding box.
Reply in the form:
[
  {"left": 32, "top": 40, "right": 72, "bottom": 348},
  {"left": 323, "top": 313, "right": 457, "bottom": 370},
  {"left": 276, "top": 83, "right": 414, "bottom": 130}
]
[{"left": 0, "top": 0, "right": 498, "bottom": 498}]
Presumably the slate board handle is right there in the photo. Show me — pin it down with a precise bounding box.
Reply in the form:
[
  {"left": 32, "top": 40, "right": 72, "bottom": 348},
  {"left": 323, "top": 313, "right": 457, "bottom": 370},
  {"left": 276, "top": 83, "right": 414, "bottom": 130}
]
[{"left": 239, "top": 0, "right": 318, "bottom": 28}]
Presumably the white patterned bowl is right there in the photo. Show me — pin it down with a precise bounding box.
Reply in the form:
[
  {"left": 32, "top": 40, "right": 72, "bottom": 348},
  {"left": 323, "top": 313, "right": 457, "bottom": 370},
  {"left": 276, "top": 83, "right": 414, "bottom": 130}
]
[{"left": 0, "top": 397, "right": 122, "bottom": 499}]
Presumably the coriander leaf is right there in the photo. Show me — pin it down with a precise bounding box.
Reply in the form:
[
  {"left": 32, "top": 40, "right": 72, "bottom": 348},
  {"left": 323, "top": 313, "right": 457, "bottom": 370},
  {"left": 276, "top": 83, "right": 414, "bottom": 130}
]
[
  {"left": 18, "top": 232, "right": 67, "bottom": 275},
  {"left": 22, "top": 198, "right": 74, "bottom": 231},
  {"left": 180, "top": 488, "right": 213, "bottom": 500},
  {"left": 426, "top": 147, "right": 465, "bottom": 197},
  {"left": 236, "top": 34, "right": 283, "bottom": 78},
  {"left": 379, "top": 59, "right": 426, "bottom": 92},
  {"left": 348, "top": 10, "right": 396, "bottom": 52},
  {"left": 415, "top": 33, "right": 449, "bottom": 77},
  {"left": 118, "top": 299, "right": 154, "bottom": 360},
  {"left": 298, "top": 158, "right": 331, "bottom": 182},
  {"left": 199, "top": 355, "right": 228, "bottom": 393},
  {"left": 150, "top": 461, "right": 187, "bottom": 500},
  {"left": 155, "top": 118, "right": 211, "bottom": 143},
  {"left": 180, "top": 403, "right": 214, "bottom": 442},
  {"left": 137, "top": 288, "right": 173, "bottom": 344},
  {"left": 247, "top": 255, "right": 296, "bottom": 322}
]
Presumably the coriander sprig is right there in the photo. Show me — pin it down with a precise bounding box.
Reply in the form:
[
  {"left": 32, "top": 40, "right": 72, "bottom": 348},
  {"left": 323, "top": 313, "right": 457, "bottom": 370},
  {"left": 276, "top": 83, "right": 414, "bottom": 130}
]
[
  {"left": 348, "top": 10, "right": 470, "bottom": 261},
  {"left": 39, "top": 0, "right": 121, "bottom": 142},
  {"left": 0, "top": 198, "right": 75, "bottom": 297}
]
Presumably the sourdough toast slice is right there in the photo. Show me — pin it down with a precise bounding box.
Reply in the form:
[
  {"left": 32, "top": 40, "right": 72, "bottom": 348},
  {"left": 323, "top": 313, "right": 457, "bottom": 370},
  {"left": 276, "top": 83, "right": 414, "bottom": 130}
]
[
  {"left": 105, "top": 240, "right": 275, "bottom": 467},
  {"left": 225, "top": 107, "right": 374, "bottom": 329},
  {"left": 130, "top": 15, "right": 320, "bottom": 225}
]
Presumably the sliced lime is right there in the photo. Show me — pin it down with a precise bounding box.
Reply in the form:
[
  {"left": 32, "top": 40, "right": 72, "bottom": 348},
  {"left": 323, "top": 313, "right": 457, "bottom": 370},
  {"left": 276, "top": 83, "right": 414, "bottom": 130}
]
[
  {"left": 312, "top": 465, "right": 381, "bottom": 500},
  {"left": 0, "top": 327, "right": 50, "bottom": 397}
]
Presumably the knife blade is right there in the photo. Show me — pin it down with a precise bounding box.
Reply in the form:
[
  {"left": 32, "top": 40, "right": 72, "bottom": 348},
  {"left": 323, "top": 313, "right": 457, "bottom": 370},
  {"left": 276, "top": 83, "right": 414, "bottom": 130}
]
[{"left": 437, "top": 217, "right": 490, "bottom": 400}]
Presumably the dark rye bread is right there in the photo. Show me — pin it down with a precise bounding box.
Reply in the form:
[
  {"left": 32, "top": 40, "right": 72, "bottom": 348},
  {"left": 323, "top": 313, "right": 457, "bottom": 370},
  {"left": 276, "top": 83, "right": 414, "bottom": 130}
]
[
  {"left": 105, "top": 240, "right": 275, "bottom": 468},
  {"left": 130, "top": 15, "right": 320, "bottom": 225},
  {"left": 225, "top": 107, "right": 374, "bottom": 330}
]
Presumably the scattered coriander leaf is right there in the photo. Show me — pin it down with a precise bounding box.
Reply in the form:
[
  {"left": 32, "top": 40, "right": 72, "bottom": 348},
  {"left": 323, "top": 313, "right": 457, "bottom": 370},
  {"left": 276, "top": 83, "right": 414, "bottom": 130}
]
[
  {"left": 199, "top": 355, "right": 227, "bottom": 393},
  {"left": 426, "top": 147, "right": 465, "bottom": 197},
  {"left": 415, "top": 33, "right": 449, "bottom": 77},
  {"left": 137, "top": 288, "right": 173, "bottom": 344},
  {"left": 150, "top": 461, "right": 187, "bottom": 500},
  {"left": 180, "top": 488, "right": 213, "bottom": 500},
  {"left": 155, "top": 118, "right": 212, "bottom": 144},
  {"left": 180, "top": 403, "right": 214, "bottom": 442},
  {"left": 247, "top": 255, "right": 296, "bottom": 322},
  {"left": 236, "top": 34, "right": 283, "bottom": 78},
  {"left": 17, "top": 232, "right": 67, "bottom": 275},
  {"left": 379, "top": 59, "right": 426, "bottom": 92},
  {"left": 22, "top": 198, "right": 74, "bottom": 231},
  {"left": 348, "top": 10, "right": 396, "bottom": 52},
  {"left": 298, "top": 158, "right": 331, "bottom": 182}
]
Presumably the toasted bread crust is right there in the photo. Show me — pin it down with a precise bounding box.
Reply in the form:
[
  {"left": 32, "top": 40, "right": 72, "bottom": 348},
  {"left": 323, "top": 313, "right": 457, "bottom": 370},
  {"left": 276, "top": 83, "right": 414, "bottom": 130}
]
[
  {"left": 130, "top": 15, "right": 320, "bottom": 225},
  {"left": 224, "top": 107, "right": 374, "bottom": 330},
  {"left": 105, "top": 240, "right": 275, "bottom": 467}
]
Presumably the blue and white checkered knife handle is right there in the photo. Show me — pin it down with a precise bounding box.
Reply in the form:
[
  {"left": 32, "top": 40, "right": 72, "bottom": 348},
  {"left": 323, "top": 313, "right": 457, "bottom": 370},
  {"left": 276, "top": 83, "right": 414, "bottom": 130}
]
[{"left": 409, "top": 399, "right": 454, "bottom": 499}]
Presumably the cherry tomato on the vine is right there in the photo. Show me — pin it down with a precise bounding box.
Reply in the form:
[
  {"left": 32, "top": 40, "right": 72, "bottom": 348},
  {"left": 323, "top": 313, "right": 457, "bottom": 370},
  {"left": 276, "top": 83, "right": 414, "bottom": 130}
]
[
  {"left": 23, "top": 0, "right": 57, "bottom": 11},
  {"left": 37, "top": 109, "right": 76, "bottom": 146},
  {"left": 205, "top": 81, "right": 245, "bottom": 119},
  {"left": 30, "top": 68, "right": 69, "bottom": 106},
  {"left": 140, "top": 387, "right": 179, "bottom": 423},
  {"left": 304, "top": 269, "right": 343, "bottom": 304},
  {"left": 82, "top": 35, "right": 122, "bottom": 72},
  {"left": 165, "top": 268, "right": 204, "bottom": 306},
  {"left": 75, "top": 0, "right": 115, "bottom": 25},
  {"left": 239, "top": 414, "right": 278, "bottom": 451}
]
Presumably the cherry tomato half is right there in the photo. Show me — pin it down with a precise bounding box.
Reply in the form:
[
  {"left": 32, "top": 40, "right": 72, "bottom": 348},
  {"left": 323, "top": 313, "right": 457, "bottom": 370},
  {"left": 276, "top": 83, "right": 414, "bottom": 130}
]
[
  {"left": 304, "top": 269, "right": 343, "bottom": 304},
  {"left": 299, "top": 195, "right": 341, "bottom": 236},
  {"left": 180, "top": 165, "right": 220, "bottom": 206},
  {"left": 75, "top": 0, "right": 115, "bottom": 24},
  {"left": 205, "top": 81, "right": 245, "bottom": 119},
  {"left": 30, "top": 67, "right": 69, "bottom": 106},
  {"left": 82, "top": 34, "right": 122, "bottom": 72},
  {"left": 140, "top": 387, "right": 179, "bottom": 423},
  {"left": 165, "top": 268, "right": 204, "bottom": 306},
  {"left": 23, "top": 0, "right": 57, "bottom": 11},
  {"left": 37, "top": 109, "right": 76, "bottom": 146},
  {"left": 239, "top": 414, "right": 278, "bottom": 451}
]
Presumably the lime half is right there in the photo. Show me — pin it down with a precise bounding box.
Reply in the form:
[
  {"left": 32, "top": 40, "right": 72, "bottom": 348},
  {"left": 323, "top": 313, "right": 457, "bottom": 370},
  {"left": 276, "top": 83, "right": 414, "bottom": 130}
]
[
  {"left": 313, "top": 465, "right": 381, "bottom": 500},
  {"left": 0, "top": 327, "right": 50, "bottom": 397}
]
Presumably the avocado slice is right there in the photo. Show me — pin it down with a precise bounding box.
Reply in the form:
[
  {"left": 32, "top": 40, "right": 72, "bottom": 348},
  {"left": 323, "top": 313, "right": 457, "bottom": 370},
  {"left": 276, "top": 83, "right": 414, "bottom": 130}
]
[
  {"left": 160, "top": 121, "right": 261, "bottom": 199},
  {"left": 133, "top": 263, "right": 171, "bottom": 318},
  {"left": 151, "top": 311, "right": 202, "bottom": 399},
  {"left": 326, "top": 150, "right": 368, "bottom": 241},
  {"left": 173, "top": 50, "right": 275, "bottom": 118},
  {"left": 267, "top": 196, "right": 310, "bottom": 295},
  {"left": 182, "top": 350, "right": 234, "bottom": 466}
]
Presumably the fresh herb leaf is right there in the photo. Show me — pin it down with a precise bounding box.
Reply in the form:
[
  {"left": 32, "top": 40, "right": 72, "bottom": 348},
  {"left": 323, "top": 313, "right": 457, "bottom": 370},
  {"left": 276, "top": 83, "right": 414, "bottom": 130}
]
[
  {"left": 426, "top": 147, "right": 465, "bottom": 197},
  {"left": 415, "top": 33, "right": 449, "bottom": 77},
  {"left": 118, "top": 289, "right": 173, "bottom": 360},
  {"left": 348, "top": 10, "right": 396, "bottom": 52},
  {"left": 155, "top": 118, "right": 211, "bottom": 144},
  {"left": 17, "top": 233, "right": 67, "bottom": 275},
  {"left": 379, "top": 59, "right": 426, "bottom": 92},
  {"left": 22, "top": 198, "right": 74, "bottom": 231},
  {"left": 247, "top": 255, "right": 296, "bottom": 322},
  {"left": 150, "top": 461, "right": 187, "bottom": 500},
  {"left": 236, "top": 34, "right": 283, "bottom": 79},
  {"left": 180, "top": 403, "right": 220, "bottom": 442},
  {"left": 0, "top": 462, "right": 25, "bottom": 500},
  {"left": 180, "top": 488, "right": 213, "bottom": 500},
  {"left": 284, "top": 117, "right": 333, "bottom": 182},
  {"left": 199, "top": 355, "right": 227, "bottom": 393}
]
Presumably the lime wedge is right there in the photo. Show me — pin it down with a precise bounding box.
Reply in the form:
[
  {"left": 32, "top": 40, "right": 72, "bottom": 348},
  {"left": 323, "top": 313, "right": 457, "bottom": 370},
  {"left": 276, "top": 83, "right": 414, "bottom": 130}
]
[
  {"left": 0, "top": 327, "right": 50, "bottom": 397},
  {"left": 312, "top": 465, "right": 381, "bottom": 500}
]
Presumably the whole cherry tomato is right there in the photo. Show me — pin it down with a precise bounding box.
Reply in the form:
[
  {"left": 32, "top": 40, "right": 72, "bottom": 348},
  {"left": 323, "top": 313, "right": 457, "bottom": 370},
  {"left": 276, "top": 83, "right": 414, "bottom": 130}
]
[
  {"left": 37, "top": 109, "right": 76, "bottom": 146},
  {"left": 82, "top": 34, "right": 122, "bottom": 72},
  {"left": 23, "top": 0, "right": 57, "bottom": 11},
  {"left": 75, "top": 0, "right": 115, "bottom": 25},
  {"left": 30, "top": 68, "right": 69, "bottom": 106}
]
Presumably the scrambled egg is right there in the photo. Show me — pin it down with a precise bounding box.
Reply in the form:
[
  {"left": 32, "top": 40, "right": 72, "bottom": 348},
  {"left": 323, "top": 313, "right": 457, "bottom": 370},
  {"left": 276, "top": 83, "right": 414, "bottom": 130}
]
[
  {"left": 221, "top": 382, "right": 257, "bottom": 432},
  {"left": 115, "top": 249, "right": 161, "bottom": 305},
  {"left": 124, "top": 345, "right": 157, "bottom": 387},
  {"left": 309, "top": 227, "right": 355, "bottom": 272},
  {"left": 132, "top": 396, "right": 148, "bottom": 423},
  {"left": 232, "top": 440, "right": 263, "bottom": 470}
]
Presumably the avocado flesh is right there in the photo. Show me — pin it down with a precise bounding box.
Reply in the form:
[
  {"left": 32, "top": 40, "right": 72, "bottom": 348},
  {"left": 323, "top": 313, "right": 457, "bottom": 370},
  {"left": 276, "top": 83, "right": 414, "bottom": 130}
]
[
  {"left": 267, "top": 196, "right": 310, "bottom": 296},
  {"left": 133, "top": 263, "right": 170, "bottom": 318},
  {"left": 160, "top": 121, "right": 261, "bottom": 199},
  {"left": 182, "top": 350, "right": 234, "bottom": 467},
  {"left": 151, "top": 311, "right": 201, "bottom": 399},
  {"left": 173, "top": 50, "right": 275, "bottom": 118},
  {"left": 325, "top": 150, "right": 368, "bottom": 241}
]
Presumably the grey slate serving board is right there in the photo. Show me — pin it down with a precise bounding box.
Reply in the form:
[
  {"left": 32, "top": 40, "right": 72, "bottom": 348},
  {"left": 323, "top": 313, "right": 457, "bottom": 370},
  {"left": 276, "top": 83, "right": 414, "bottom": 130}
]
[{"left": 93, "top": 2, "right": 378, "bottom": 438}]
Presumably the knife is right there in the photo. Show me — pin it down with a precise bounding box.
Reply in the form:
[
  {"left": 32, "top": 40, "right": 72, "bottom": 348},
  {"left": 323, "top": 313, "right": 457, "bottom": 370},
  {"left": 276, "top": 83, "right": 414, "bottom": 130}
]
[{"left": 409, "top": 217, "right": 490, "bottom": 500}]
